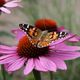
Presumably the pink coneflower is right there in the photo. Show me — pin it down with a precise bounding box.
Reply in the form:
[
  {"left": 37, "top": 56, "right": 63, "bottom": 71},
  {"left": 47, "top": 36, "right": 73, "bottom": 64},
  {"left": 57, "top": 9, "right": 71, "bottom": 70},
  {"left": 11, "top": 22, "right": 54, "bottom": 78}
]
[
  {"left": 0, "top": 0, "right": 21, "bottom": 14},
  {"left": 0, "top": 19, "right": 80, "bottom": 75}
]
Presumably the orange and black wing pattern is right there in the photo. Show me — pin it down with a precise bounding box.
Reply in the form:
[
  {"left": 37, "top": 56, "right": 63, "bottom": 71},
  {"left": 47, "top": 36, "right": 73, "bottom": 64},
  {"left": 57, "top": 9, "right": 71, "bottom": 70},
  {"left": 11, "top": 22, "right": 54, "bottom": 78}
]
[{"left": 19, "top": 24, "right": 68, "bottom": 48}]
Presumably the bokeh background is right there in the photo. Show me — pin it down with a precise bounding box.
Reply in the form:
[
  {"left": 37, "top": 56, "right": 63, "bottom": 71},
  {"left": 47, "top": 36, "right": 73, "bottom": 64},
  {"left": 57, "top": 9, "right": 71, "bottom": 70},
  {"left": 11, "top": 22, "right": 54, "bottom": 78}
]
[{"left": 0, "top": 0, "right": 80, "bottom": 80}]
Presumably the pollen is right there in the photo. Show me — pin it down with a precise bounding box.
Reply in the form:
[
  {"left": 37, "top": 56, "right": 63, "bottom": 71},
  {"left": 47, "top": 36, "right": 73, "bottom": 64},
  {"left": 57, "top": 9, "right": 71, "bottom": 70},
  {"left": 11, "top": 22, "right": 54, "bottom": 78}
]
[
  {"left": 35, "top": 19, "right": 58, "bottom": 32},
  {"left": 0, "top": 0, "right": 5, "bottom": 7},
  {"left": 17, "top": 35, "right": 49, "bottom": 58}
]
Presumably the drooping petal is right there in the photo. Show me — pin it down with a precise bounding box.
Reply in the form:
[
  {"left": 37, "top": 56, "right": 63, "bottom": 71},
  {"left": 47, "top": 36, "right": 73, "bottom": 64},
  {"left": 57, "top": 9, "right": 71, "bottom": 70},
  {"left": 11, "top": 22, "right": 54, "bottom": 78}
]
[
  {"left": 50, "top": 43, "right": 80, "bottom": 51},
  {"left": 50, "top": 51, "right": 80, "bottom": 60},
  {"left": 68, "top": 35, "right": 80, "bottom": 42},
  {"left": 34, "top": 58, "right": 48, "bottom": 72},
  {"left": 39, "top": 57, "right": 57, "bottom": 72},
  {"left": 0, "top": 50, "right": 15, "bottom": 54},
  {"left": 7, "top": 58, "right": 26, "bottom": 71},
  {"left": 0, "top": 54, "right": 18, "bottom": 64},
  {"left": 11, "top": 29, "right": 25, "bottom": 41},
  {"left": 24, "top": 58, "right": 34, "bottom": 75},
  {"left": 47, "top": 56, "right": 67, "bottom": 70},
  {"left": 0, "top": 7, "right": 11, "bottom": 14},
  {"left": 0, "top": 45, "right": 17, "bottom": 50},
  {"left": 0, "top": 45, "right": 17, "bottom": 54}
]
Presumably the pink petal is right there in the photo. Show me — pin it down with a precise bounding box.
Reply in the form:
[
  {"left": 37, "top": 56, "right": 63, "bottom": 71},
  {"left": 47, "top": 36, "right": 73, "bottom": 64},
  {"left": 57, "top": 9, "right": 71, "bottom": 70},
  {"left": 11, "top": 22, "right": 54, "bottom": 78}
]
[
  {"left": 0, "top": 50, "right": 15, "bottom": 54},
  {"left": 0, "top": 54, "right": 18, "bottom": 64},
  {"left": 39, "top": 57, "right": 57, "bottom": 72},
  {"left": 0, "top": 45, "right": 16, "bottom": 54},
  {"left": 50, "top": 43, "right": 80, "bottom": 51},
  {"left": 7, "top": 0, "right": 22, "bottom": 7},
  {"left": 58, "top": 26, "right": 65, "bottom": 31},
  {"left": 0, "top": 7, "right": 11, "bottom": 14},
  {"left": 34, "top": 58, "right": 48, "bottom": 72},
  {"left": 7, "top": 58, "right": 26, "bottom": 71},
  {"left": 0, "top": 45, "right": 17, "bottom": 50},
  {"left": 50, "top": 34, "right": 76, "bottom": 46},
  {"left": 4, "top": 2, "right": 19, "bottom": 8},
  {"left": 11, "top": 0, "right": 21, "bottom": 2},
  {"left": 24, "top": 58, "right": 34, "bottom": 75},
  {"left": 51, "top": 51, "right": 80, "bottom": 60},
  {"left": 68, "top": 36, "right": 80, "bottom": 42},
  {"left": 11, "top": 29, "right": 25, "bottom": 40},
  {"left": 48, "top": 57, "right": 67, "bottom": 70}
]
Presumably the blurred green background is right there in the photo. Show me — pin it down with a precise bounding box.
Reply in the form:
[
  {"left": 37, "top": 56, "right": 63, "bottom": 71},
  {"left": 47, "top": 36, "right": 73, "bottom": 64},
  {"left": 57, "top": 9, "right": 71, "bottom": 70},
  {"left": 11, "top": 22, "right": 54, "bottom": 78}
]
[{"left": 0, "top": 0, "right": 80, "bottom": 80}]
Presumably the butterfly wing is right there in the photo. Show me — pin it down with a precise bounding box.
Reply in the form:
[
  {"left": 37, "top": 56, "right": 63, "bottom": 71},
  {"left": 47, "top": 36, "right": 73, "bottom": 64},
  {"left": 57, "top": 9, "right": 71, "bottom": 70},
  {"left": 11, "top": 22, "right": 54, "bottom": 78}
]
[
  {"left": 19, "top": 24, "right": 42, "bottom": 39},
  {"left": 37, "top": 32, "right": 57, "bottom": 48},
  {"left": 19, "top": 24, "right": 68, "bottom": 48},
  {"left": 37, "top": 31, "right": 68, "bottom": 48}
]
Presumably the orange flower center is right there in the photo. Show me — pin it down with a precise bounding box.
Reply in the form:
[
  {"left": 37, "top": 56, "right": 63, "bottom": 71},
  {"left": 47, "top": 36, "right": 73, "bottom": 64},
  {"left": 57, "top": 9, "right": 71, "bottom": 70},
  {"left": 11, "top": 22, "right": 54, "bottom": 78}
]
[
  {"left": 0, "top": 0, "right": 5, "bottom": 7},
  {"left": 35, "top": 19, "right": 58, "bottom": 32},
  {"left": 17, "top": 35, "right": 49, "bottom": 58}
]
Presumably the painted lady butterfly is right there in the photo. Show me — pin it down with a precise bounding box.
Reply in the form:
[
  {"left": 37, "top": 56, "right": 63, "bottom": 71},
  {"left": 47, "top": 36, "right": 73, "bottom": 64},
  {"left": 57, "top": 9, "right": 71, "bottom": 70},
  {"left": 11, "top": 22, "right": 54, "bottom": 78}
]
[{"left": 19, "top": 24, "right": 68, "bottom": 48}]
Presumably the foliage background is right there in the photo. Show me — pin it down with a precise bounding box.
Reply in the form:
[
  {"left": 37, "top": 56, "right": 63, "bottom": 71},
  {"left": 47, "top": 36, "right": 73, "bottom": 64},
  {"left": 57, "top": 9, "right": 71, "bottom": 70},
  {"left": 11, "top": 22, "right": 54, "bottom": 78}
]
[{"left": 0, "top": 0, "right": 80, "bottom": 80}]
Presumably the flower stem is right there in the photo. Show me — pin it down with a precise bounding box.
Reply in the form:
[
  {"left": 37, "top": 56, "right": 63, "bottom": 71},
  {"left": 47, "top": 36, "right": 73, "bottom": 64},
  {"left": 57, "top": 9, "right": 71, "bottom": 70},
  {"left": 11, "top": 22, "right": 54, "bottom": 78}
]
[
  {"left": 33, "top": 69, "right": 41, "bottom": 80},
  {"left": 1, "top": 65, "right": 6, "bottom": 80},
  {"left": 1, "top": 65, "right": 13, "bottom": 80},
  {"left": 49, "top": 72, "right": 53, "bottom": 80}
]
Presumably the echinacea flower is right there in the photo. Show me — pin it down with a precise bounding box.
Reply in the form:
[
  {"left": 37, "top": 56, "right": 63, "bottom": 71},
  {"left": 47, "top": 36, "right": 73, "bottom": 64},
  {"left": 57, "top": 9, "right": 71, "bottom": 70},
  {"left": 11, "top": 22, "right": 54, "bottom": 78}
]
[
  {"left": 0, "top": 0, "right": 21, "bottom": 14},
  {"left": 0, "top": 19, "right": 80, "bottom": 75}
]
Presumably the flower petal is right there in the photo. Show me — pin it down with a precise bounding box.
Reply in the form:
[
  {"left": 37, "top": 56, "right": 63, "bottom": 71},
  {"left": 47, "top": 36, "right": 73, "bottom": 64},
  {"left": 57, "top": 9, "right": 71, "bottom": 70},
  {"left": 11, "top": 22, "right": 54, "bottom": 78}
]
[
  {"left": 48, "top": 56, "right": 67, "bottom": 70},
  {"left": 7, "top": 58, "right": 26, "bottom": 71},
  {"left": 51, "top": 51, "right": 80, "bottom": 60},
  {"left": 0, "top": 50, "right": 15, "bottom": 54},
  {"left": 4, "top": 2, "right": 19, "bottom": 8},
  {"left": 34, "top": 58, "right": 48, "bottom": 72},
  {"left": 0, "top": 54, "right": 18, "bottom": 64},
  {"left": 39, "top": 57, "right": 57, "bottom": 72},
  {"left": 58, "top": 26, "right": 65, "bottom": 31},
  {"left": 11, "top": 0, "right": 21, "bottom": 2},
  {"left": 24, "top": 58, "right": 34, "bottom": 75},
  {"left": 11, "top": 29, "right": 25, "bottom": 40},
  {"left": 0, "top": 45, "right": 17, "bottom": 50},
  {"left": 50, "top": 43, "right": 80, "bottom": 51},
  {"left": 68, "top": 35, "right": 80, "bottom": 42},
  {"left": 0, "top": 45, "right": 17, "bottom": 54},
  {"left": 0, "top": 7, "right": 11, "bottom": 14}
]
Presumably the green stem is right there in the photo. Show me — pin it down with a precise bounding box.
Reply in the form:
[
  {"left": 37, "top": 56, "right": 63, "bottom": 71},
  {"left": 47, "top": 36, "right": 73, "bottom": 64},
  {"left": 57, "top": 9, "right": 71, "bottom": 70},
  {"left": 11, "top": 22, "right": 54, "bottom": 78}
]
[
  {"left": 33, "top": 69, "right": 41, "bottom": 80},
  {"left": 49, "top": 72, "right": 53, "bottom": 80},
  {"left": 1, "top": 65, "right": 6, "bottom": 80}
]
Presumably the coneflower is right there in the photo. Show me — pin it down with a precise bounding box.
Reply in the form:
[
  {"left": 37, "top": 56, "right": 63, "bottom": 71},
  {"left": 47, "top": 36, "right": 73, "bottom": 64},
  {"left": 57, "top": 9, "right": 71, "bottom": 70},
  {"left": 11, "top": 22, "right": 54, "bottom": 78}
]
[
  {"left": 0, "top": 19, "right": 80, "bottom": 76},
  {"left": 0, "top": 0, "right": 21, "bottom": 14}
]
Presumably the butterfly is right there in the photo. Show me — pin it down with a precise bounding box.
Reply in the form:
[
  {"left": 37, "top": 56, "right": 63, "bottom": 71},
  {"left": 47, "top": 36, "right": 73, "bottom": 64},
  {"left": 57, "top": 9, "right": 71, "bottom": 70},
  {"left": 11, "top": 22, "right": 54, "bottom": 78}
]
[{"left": 19, "top": 24, "right": 68, "bottom": 48}]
